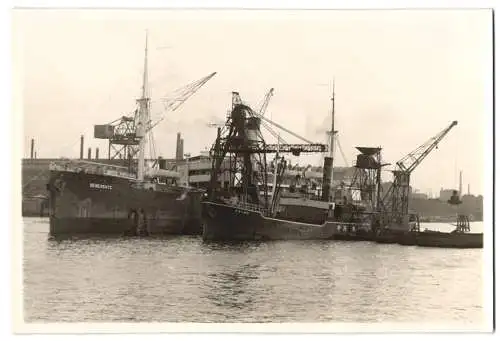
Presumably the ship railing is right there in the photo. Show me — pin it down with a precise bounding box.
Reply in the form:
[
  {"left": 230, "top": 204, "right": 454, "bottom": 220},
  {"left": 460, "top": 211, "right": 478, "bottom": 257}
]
[
  {"left": 333, "top": 221, "right": 372, "bottom": 233},
  {"left": 48, "top": 160, "right": 137, "bottom": 179},
  {"left": 231, "top": 201, "right": 271, "bottom": 216}
]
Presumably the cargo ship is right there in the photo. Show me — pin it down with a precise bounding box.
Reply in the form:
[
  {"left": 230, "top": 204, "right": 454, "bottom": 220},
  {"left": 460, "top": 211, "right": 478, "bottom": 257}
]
[
  {"left": 46, "top": 34, "right": 216, "bottom": 236},
  {"left": 201, "top": 91, "right": 375, "bottom": 241},
  {"left": 258, "top": 82, "right": 383, "bottom": 241}
]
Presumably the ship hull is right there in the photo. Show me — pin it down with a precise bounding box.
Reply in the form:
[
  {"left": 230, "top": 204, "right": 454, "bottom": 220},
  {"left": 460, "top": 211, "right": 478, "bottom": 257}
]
[
  {"left": 277, "top": 198, "right": 374, "bottom": 241},
  {"left": 374, "top": 228, "right": 483, "bottom": 248},
  {"left": 276, "top": 201, "right": 328, "bottom": 225},
  {"left": 415, "top": 231, "right": 483, "bottom": 248},
  {"left": 201, "top": 201, "right": 362, "bottom": 241},
  {"left": 47, "top": 170, "right": 203, "bottom": 236}
]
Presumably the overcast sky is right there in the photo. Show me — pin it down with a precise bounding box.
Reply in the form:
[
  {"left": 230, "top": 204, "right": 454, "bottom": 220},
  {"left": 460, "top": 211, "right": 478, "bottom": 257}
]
[{"left": 14, "top": 9, "right": 491, "bottom": 196}]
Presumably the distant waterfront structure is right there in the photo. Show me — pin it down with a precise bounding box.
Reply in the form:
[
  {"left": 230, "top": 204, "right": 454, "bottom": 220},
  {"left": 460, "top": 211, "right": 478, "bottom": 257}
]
[
  {"left": 411, "top": 192, "right": 428, "bottom": 200},
  {"left": 439, "top": 188, "right": 458, "bottom": 202}
]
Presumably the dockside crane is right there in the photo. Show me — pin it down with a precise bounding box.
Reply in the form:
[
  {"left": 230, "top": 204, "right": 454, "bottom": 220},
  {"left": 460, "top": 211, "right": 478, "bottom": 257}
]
[
  {"left": 150, "top": 72, "right": 217, "bottom": 131},
  {"left": 94, "top": 72, "right": 217, "bottom": 160},
  {"left": 381, "top": 120, "right": 458, "bottom": 222}
]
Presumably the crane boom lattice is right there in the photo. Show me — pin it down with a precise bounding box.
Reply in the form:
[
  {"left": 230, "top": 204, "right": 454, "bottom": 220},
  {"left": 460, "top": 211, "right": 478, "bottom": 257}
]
[
  {"left": 94, "top": 72, "right": 217, "bottom": 162},
  {"left": 396, "top": 120, "right": 458, "bottom": 173},
  {"left": 381, "top": 120, "right": 458, "bottom": 223}
]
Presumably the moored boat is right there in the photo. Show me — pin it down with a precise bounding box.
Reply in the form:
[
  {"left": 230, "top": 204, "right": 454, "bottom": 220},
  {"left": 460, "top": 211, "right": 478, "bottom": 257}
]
[
  {"left": 45, "top": 33, "right": 216, "bottom": 237},
  {"left": 201, "top": 90, "right": 376, "bottom": 241},
  {"left": 47, "top": 160, "right": 204, "bottom": 236},
  {"left": 414, "top": 230, "right": 483, "bottom": 248}
]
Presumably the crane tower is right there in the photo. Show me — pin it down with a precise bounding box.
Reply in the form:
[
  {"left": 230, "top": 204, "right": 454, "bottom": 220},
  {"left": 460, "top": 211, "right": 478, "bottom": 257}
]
[
  {"left": 381, "top": 120, "right": 458, "bottom": 223},
  {"left": 93, "top": 72, "right": 217, "bottom": 160}
]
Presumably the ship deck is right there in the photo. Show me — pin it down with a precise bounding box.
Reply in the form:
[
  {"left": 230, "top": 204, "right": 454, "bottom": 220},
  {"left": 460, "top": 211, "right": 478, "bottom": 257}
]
[{"left": 49, "top": 159, "right": 137, "bottom": 180}]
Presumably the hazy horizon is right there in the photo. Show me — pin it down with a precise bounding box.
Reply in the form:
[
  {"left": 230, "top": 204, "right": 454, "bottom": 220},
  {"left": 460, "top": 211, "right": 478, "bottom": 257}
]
[{"left": 14, "top": 9, "right": 492, "bottom": 196}]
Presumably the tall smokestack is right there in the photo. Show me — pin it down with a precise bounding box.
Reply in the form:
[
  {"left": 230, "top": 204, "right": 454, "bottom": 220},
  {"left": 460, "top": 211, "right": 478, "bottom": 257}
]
[
  {"left": 468, "top": 184, "right": 470, "bottom": 195},
  {"left": 321, "top": 157, "right": 333, "bottom": 202},
  {"left": 179, "top": 139, "right": 184, "bottom": 160},
  {"left": 80, "top": 135, "right": 84, "bottom": 159},
  {"left": 30, "top": 138, "right": 34, "bottom": 159},
  {"left": 459, "top": 170, "right": 463, "bottom": 197},
  {"left": 95, "top": 147, "right": 99, "bottom": 160},
  {"left": 88, "top": 147, "right": 91, "bottom": 160},
  {"left": 176, "top": 133, "right": 181, "bottom": 160}
]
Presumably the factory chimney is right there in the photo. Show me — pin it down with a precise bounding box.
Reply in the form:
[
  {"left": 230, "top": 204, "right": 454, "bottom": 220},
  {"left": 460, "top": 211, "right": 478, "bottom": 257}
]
[
  {"left": 87, "top": 148, "right": 92, "bottom": 160},
  {"left": 80, "top": 135, "right": 84, "bottom": 159},
  {"left": 30, "top": 138, "right": 34, "bottom": 159},
  {"left": 95, "top": 147, "right": 99, "bottom": 160},
  {"left": 175, "top": 133, "right": 182, "bottom": 160},
  {"left": 179, "top": 138, "right": 184, "bottom": 160},
  {"left": 468, "top": 184, "right": 470, "bottom": 196}
]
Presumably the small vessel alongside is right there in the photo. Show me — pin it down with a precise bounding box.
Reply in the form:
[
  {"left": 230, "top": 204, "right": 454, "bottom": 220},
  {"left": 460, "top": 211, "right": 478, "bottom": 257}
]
[
  {"left": 375, "top": 204, "right": 483, "bottom": 249},
  {"left": 412, "top": 202, "right": 483, "bottom": 249},
  {"left": 201, "top": 91, "right": 375, "bottom": 241},
  {"left": 266, "top": 82, "right": 380, "bottom": 242}
]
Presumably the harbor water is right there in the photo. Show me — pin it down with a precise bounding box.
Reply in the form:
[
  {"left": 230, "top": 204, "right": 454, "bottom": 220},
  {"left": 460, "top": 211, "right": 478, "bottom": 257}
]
[{"left": 23, "top": 217, "right": 485, "bottom": 324}]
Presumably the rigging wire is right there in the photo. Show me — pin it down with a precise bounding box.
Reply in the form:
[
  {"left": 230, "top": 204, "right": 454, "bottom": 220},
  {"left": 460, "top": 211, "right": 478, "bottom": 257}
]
[
  {"left": 454, "top": 127, "right": 459, "bottom": 190},
  {"left": 335, "top": 134, "right": 349, "bottom": 167}
]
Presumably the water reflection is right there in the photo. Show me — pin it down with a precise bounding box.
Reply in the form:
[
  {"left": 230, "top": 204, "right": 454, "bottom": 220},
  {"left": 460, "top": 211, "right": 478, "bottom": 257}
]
[
  {"left": 23, "top": 218, "right": 485, "bottom": 325},
  {"left": 204, "top": 263, "right": 261, "bottom": 312},
  {"left": 200, "top": 240, "right": 267, "bottom": 253},
  {"left": 47, "top": 234, "right": 179, "bottom": 243}
]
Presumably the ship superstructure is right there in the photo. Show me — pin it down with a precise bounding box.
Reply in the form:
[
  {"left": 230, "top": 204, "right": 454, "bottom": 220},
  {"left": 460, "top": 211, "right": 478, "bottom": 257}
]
[{"left": 201, "top": 90, "right": 376, "bottom": 241}]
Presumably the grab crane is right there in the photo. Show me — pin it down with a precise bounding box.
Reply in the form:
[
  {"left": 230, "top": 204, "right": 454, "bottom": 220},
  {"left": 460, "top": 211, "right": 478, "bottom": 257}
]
[
  {"left": 207, "top": 88, "right": 275, "bottom": 130},
  {"left": 252, "top": 88, "right": 289, "bottom": 145},
  {"left": 149, "top": 72, "right": 217, "bottom": 131},
  {"left": 381, "top": 120, "right": 458, "bottom": 221},
  {"left": 208, "top": 91, "right": 328, "bottom": 205},
  {"left": 95, "top": 72, "right": 217, "bottom": 160},
  {"left": 257, "top": 88, "right": 274, "bottom": 117}
]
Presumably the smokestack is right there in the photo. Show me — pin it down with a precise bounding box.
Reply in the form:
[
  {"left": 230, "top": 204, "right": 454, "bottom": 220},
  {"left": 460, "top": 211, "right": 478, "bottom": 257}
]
[
  {"left": 87, "top": 147, "right": 91, "bottom": 160},
  {"left": 468, "top": 184, "right": 470, "bottom": 195},
  {"left": 158, "top": 156, "right": 166, "bottom": 170},
  {"left": 459, "top": 170, "right": 463, "bottom": 197},
  {"left": 179, "top": 139, "right": 184, "bottom": 160},
  {"left": 321, "top": 157, "right": 333, "bottom": 202},
  {"left": 80, "top": 135, "right": 84, "bottom": 159},
  {"left": 30, "top": 138, "right": 34, "bottom": 159},
  {"left": 34, "top": 151, "right": 37, "bottom": 159},
  {"left": 176, "top": 133, "right": 181, "bottom": 160},
  {"left": 95, "top": 147, "right": 99, "bottom": 160}
]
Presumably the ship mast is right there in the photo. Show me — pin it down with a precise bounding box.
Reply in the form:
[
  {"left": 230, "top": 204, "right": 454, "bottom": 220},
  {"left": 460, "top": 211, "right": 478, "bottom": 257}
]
[
  {"left": 270, "top": 133, "right": 281, "bottom": 205},
  {"left": 136, "top": 31, "right": 150, "bottom": 181},
  {"left": 329, "top": 78, "right": 335, "bottom": 187}
]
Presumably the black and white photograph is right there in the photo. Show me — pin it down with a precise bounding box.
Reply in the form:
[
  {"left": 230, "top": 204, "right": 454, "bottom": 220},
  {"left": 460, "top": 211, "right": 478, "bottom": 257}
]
[{"left": 10, "top": 2, "right": 494, "bottom": 336}]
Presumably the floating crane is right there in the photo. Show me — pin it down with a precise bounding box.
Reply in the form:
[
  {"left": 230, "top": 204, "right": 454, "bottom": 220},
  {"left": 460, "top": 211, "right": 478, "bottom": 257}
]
[
  {"left": 381, "top": 120, "right": 458, "bottom": 222},
  {"left": 207, "top": 88, "right": 288, "bottom": 145},
  {"left": 257, "top": 88, "right": 274, "bottom": 117},
  {"left": 208, "top": 91, "right": 328, "bottom": 208}
]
